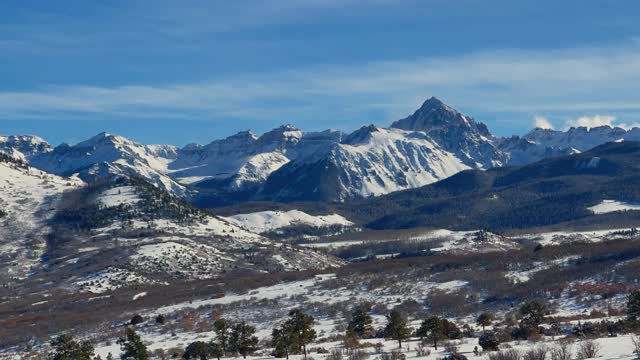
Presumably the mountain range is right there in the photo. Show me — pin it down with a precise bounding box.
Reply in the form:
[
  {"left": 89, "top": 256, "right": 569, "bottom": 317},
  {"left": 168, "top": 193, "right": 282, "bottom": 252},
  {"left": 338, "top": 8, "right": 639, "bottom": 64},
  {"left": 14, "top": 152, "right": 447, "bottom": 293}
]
[{"left": 3, "top": 97, "right": 640, "bottom": 205}]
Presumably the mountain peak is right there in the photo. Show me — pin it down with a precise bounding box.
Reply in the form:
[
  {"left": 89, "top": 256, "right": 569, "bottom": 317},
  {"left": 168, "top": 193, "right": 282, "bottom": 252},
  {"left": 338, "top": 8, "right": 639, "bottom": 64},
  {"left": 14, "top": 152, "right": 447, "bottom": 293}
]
[{"left": 391, "top": 97, "right": 472, "bottom": 132}]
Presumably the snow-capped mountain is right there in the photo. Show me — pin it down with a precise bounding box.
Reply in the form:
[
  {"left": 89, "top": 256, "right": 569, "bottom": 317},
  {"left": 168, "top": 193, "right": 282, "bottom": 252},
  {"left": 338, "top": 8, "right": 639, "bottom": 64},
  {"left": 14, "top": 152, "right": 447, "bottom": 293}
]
[
  {"left": 30, "top": 132, "right": 186, "bottom": 195},
  {"left": 523, "top": 126, "right": 640, "bottom": 151},
  {"left": 7, "top": 97, "right": 640, "bottom": 204},
  {"left": 170, "top": 125, "right": 302, "bottom": 190},
  {"left": 498, "top": 125, "right": 640, "bottom": 165},
  {"left": 259, "top": 125, "right": 469, "bottom": 201},
  {"left": 0, "top": 135, "right": 52, "bottom": 161},
  {"left": 390, "top": 97, "right": 505, "bottom": 169}
]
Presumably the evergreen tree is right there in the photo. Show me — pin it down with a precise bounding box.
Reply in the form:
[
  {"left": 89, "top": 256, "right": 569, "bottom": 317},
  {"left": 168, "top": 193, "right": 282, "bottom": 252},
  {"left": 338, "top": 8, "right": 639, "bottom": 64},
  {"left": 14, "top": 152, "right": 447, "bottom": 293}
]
[
  {"left": 229, "top": 321, "right": 259, "bottom": 359},
  {"left": 214, "top": 318, "right": 231, "bottom": 353},
  {"left": 117, "top": 327, "right": 149, "bottom": 360},
  {"left": 47, "top": 334, "right": 95, "bottom": 360},
  {"left": 476, "top": 313, "right": 493, "bottom": 332},
  {"left": 384, "top": 310, "right": 411, "bottom": 348},
  {"left": 478, "top": 331, "right": 500, "bottom": 351},
  {"left": 271, "top": 324, "right": 293, "bottom": 359},
  {"left": 285, "top": 309, "right": 316, "bottom": 360},
  {"left": 416, "top": 316, "right": 445, "bottom": 350},
  {"left": 208, "top": 342, "right": 224, "bottom": 360},
  {"left": 347, "top": 305, "right": 374, "bottom": 338},
  {"left": 628, "top": 290, "right": 640, "bottom": 321},
  {"left": 519, "top": 300, "right": 546, "bottom": 328},
  {"left": 183, "top": 341, "right": 210, "bottom": 360}
]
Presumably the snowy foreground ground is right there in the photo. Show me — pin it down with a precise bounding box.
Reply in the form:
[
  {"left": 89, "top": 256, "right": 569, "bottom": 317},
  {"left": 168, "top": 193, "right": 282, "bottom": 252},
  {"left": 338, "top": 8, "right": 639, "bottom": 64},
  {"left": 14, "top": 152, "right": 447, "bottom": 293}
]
[{"left": 91, "top": 334, "right": 639, "bottom": 360}]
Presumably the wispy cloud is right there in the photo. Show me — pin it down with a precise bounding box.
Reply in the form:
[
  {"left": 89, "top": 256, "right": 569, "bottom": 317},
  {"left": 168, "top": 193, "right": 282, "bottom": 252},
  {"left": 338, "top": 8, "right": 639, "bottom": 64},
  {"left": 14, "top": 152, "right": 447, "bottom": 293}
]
[
  {"left": 2, "top": 44, "right": 640, "bottom": 129},
  {"left": 533, "top": 116, "right": 553, "bottom": 130}
]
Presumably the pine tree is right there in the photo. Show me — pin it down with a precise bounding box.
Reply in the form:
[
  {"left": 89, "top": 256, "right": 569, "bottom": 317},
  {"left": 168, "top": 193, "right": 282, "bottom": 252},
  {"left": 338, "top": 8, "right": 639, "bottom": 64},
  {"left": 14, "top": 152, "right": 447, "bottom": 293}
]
[
  {"left": 183, "top": 341, "right": 209, "bottom": 360},
  {"left": 628, "top": 290, "right": 640, "bottom": 321},
  {"left": 47, "top": 334, "right": 95, "bottom": 360},
  {"left": 416, "top": 316, "right": 445, "bottom": 350},
  {"left": 271, "top": 324, "right": 293, "bottom": 359},
  {"left": 208, "top": 342, "right": 224, "bottom": 360},
  {"left": 285, "top": 309, "right": 316, "bottom": 360},
  {"left": 348, "top": 305, "right": 374, "bottom": 338},
  {"left": 519, "top": 300, "right": 546, "bottom": 328},
  {"left": 214, "top": 318, "right": 231, "bottom": 353},
  {"left": 476, "top": 312, "right": 493, "bottom": 332},
  {"left": 117, "top": 327, "right": 149, "bottom": 360},
  {"left": 384, "top": 310, "right": 411, "bottom": 348},
  {"left": 229, "top": 321, "right": 259, "bottom": 359}
]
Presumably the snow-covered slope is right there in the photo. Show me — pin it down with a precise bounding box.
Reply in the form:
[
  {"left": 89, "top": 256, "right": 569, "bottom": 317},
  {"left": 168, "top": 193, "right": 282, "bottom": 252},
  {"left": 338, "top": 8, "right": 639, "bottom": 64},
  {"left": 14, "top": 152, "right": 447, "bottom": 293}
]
[
  {"left": 259, "top": 125, "right": 470, "bottom": 201},
  {"left": 170, "top": 126, "right": 301, "bottom": 190},
  {"left": 524, "top": 126, "right": 640, "bottom": 151},
  {"left": 391, "top": 97, "right": 505, "bottom": 169},
  {"left": 499, "top": 125, "right": 640, "bottom": 166},
  {"left": 0, "top": 157, "right": 82, "bottom": 280},
  {"left": 30, "top": 132, "right": 185, "bottom": 195},
  {"left": 40, "top": 181, "right": 343, "bottom": 293},
  {"left": 0, "top": 135, "right": 52, "bottom": 161},
  {"left": 225, "top": 209, "right": 353, "bottom": 234}
]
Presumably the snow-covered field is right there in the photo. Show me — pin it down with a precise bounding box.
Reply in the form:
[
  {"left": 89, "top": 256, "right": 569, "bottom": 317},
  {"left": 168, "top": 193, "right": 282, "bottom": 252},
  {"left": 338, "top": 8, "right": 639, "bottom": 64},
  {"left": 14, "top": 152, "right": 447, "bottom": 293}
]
[
  {"left": 588, "top": 200, "right": 640, "bottom": 214},
  {"left": 225, "top": 210, "right": 354, "bottom": 234},
  {"left": 96, "top": 185, "right": 140, "bottom": 207}
]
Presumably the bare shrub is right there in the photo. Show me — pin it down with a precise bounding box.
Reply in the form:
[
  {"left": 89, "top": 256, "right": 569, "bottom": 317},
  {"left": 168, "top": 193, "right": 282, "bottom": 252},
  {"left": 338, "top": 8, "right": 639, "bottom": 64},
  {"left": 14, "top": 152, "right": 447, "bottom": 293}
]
[
  {"left": 443, "top": 341, "right": 459, "bottom": 354},
  {"left": 347, "top": 349, "right": 369, "bottom": 360},
  {"left": 632, "top": 336, "right": 640, "bottom": 358},
  {"left": 416, "top": 343, "right": 431, "bottom": 357},
  {"left": 549, "top": 340, "right": 573, "bottom": 360},
  {"left": 576, "top": 340, "right": 600, "bottom": 359},
  {"left": 523, "top": 346, "right": 547, "bottom": 360},
  {"left": 326, "top": 349, "right": 343, "bottom": 360},
  {"left": 487, "top": 349, "right": 521, "bottom": 360},
  {"left": 380, "top": 349, "right": 405, "bottom": 360}
]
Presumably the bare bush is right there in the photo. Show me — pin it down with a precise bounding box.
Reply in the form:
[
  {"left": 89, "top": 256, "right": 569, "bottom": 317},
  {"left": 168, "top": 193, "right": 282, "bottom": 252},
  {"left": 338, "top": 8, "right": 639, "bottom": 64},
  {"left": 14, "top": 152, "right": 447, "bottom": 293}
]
[
  {"left": 576, "top": 340, "right": 600, "bottom": 359},
  {"left": 550, "top": 340, "right": 572, "bottom": 360},
  {"left": 326, "top": 349, "right": 343, "bottom": 360},
  {"left": 488, "top": 349, "right": 521, "bottom": 360},
  {"left": 416, "top": 343, "right": 431, "bottom": 357},
  {"left": 523, "top": 346, "right": 547, "bottom": 360},
  {"left": 380, "top": 349, "right": 406, "bottom": 360},
  {"left": 443, "top": 341, "right": 459, "bottom": 354},
  {"left": 632, "top": 336, "right": 640, "bottom": 358},
  {"left": 347, "top": 349, "right": 369, "bottom": 360}
]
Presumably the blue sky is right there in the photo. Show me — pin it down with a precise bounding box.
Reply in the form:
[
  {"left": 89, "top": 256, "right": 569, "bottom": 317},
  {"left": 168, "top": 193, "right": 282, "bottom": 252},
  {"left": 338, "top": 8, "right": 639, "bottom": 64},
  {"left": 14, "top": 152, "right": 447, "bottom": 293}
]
[{"left": 2, "top": 0, "right": 640, "bottom": 146}]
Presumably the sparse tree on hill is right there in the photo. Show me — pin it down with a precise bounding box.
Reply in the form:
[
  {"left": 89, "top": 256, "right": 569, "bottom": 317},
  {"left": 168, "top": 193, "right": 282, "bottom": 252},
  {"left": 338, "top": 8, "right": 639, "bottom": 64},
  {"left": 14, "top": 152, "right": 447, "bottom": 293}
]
[
  {"left": 213, "top": 318, "right": 231, "bottom": 354},
  {"left": 348, "top": 305, "right": 374, "bottom": 338},
  {"left": 229, "top": 321, "right": 259, "bottom": 359},
  {"left": 478, "top": 331, "right": 500, "bottom": 351},
  {"left": 271, "top": 323, "right": 293, "bottom": 359},
  {"left": 47, "top": 334, "right": 95, "bottom": 360},
  {"left": 118, "top": 327, "right": 149, "bottom": 360},
  {"left": 417, "top": 316, "right": 445, "bottom": 350},
  {"left": 384, "top": 310, "right": 411, "bottom": 348},
  {"left": 476, "top": 313, "right": 494, "bottom": 332},
  {"left": 519, "top": 300, "right": 546, "bottom": 328},
  {"left": 209, "top": 342, "right": 224, "bottom": 360},
  {"left": 628, "top": 290, "right": 640, "bottom": 321},
  {"left": 183, "top": 341, "right": 210, "bottom": 360},
  {"left": 285, "top": 309, "right": 316, "bottom": 360}
]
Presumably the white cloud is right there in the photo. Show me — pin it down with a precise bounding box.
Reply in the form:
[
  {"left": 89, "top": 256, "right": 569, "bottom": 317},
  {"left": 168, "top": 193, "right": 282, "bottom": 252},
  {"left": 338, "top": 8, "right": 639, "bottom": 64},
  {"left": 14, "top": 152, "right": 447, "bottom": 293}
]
[
  {"left": 533, "top": 116, "right": 553, "bottom": 129},
  {"left": 565, "top": 115, "right": 616, "bottom": 129},
  {"left": 563, "top": 115, "right": 640, "bottom": 130}
]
